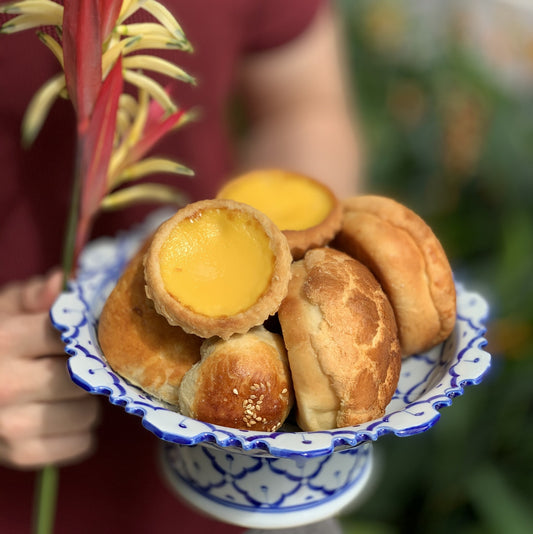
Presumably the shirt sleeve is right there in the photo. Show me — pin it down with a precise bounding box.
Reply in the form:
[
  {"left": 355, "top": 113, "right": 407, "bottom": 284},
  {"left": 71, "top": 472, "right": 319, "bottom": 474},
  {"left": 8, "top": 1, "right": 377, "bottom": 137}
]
[{"left": 242, "top": 0, "right": 328, "bottom": 53}]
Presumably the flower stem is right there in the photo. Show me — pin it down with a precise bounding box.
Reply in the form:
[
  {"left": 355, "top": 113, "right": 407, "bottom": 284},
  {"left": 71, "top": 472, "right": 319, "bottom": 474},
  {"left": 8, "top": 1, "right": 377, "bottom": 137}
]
[
  {"left": 32, "top": 138, "right": 84, "bottom": 534},
  {"left": 61, "top": 143, "right": 83, "bottom": 283},
  {"left": 33, "top": 465, "right": 59, "bottom": 534}
]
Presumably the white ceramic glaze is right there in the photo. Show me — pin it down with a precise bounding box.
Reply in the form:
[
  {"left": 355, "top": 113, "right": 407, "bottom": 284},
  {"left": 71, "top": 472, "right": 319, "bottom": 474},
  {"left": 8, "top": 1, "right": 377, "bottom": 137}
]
[{"left": 50, "top": 209, "right": 492, "bottom": 529}]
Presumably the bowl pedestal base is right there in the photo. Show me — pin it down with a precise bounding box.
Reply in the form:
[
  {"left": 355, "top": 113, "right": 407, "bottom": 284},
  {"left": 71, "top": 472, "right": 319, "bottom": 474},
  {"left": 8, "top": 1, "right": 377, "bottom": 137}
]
[{"left": 159, "top": 440, "right": 375, "bottom": 530}]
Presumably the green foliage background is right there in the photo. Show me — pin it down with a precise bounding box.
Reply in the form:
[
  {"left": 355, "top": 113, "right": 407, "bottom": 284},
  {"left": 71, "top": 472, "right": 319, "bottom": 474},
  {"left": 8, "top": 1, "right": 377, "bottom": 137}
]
[{"left": 335, "top": 1, "right": 533, "bottom": 533}]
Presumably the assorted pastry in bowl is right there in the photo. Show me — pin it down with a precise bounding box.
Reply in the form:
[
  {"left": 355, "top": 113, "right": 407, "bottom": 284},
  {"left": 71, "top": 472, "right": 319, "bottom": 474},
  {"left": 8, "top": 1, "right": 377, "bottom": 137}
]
[{"left": 97, "top": 168, "right": 457, "bottom": 433}]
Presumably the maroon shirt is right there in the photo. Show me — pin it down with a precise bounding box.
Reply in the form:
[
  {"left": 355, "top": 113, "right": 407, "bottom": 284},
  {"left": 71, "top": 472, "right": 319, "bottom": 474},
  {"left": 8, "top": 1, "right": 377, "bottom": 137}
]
[{"left": 0, "top": 1, "right": 323, "bottom": 532}]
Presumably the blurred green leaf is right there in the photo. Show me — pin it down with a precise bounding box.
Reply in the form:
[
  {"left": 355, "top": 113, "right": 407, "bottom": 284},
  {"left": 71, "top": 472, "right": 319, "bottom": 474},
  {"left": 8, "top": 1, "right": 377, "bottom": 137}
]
[
  {"left": 467, "top": 465, "right": 533, "bottom": 534},
  {"left": 340, "top": 518, "right": 398, "bottom": 534}
]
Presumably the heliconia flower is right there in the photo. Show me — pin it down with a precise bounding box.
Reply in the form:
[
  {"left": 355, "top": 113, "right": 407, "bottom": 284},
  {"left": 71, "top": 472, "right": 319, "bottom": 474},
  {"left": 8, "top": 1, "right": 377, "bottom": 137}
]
[{"left": 1, "top": 0, "right": 196, "bottom": 268}]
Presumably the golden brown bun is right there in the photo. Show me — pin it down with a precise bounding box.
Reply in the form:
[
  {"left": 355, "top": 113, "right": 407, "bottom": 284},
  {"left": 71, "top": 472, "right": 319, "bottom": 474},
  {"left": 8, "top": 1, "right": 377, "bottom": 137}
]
[
  {"left": 178, "top": 326, "right": 294, "bottom": 431},
  {"left": 144, "top": 199, "right": 292, "bottom": 340},
  {"left": 333, "top": 195, "right": 456, "bottom": 355},
  {"left": 278, "top": 247, "right": 401, "bottom": 431},
  {"left": 98, "top": 241, "right": 202, "bottom": 405}
]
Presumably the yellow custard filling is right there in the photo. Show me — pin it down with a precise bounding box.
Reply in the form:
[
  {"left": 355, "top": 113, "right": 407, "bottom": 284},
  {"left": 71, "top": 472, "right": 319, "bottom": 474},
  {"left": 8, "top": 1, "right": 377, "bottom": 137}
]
[
  {"left": 217, "top": 170, "right": 333, "bottom": 231},
  {"left": 158, "top": 207, "right": 275, "bottom": 317}
]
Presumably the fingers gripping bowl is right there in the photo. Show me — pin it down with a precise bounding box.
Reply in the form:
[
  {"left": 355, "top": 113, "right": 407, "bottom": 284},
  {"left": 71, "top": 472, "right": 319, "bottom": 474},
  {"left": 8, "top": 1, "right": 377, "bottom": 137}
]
[{"left": 51, "top": 191, "right": 491, "bottom": 528}]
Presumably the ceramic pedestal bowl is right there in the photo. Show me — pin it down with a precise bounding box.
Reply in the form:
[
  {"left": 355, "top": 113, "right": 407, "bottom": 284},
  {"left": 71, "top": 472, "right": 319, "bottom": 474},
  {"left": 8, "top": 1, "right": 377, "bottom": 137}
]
[{"left": 50, "top": 210, "right": 491, "bottom": 530}]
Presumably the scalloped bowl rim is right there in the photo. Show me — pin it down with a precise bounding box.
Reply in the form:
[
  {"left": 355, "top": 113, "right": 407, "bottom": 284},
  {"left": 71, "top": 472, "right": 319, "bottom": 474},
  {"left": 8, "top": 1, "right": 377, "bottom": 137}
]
[{"left": 50, "top": 210, "right": 492, "bottom": 458}]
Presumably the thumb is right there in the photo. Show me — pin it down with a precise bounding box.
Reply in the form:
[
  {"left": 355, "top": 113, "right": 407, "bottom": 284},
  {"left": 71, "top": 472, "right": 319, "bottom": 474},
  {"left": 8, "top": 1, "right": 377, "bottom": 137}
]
[{"left": 21, "top": 268, "right": 64, "bottom": 313}]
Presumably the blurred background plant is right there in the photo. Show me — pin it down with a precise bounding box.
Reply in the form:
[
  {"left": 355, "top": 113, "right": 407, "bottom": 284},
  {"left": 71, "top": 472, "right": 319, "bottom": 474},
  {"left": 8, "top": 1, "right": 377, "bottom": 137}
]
[{"left": 335, "top": 0, "right": 533, "bottom": 533}]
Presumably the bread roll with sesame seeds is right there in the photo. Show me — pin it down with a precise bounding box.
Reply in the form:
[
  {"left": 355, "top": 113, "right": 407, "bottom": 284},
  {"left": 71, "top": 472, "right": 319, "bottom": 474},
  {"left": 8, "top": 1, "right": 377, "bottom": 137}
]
[
  {"left": 278, "top": 247, "right": 401, "bottom": 431},
  {"left": 178, "top": 326, "right": 294, "bottom": 431}
]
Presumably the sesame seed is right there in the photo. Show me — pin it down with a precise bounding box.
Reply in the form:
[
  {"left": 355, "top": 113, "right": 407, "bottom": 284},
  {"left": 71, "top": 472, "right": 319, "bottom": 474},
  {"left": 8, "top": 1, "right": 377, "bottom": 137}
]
[{"left": 233, "top": 388, "right": 239, "bottom": 395}]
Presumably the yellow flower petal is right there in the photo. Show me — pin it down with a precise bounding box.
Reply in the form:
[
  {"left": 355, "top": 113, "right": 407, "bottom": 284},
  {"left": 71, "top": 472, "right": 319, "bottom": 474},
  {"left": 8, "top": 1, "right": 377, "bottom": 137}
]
[
  {"left": 123, "top": 69, "right": 177, "bottom": 112},
  {"left": 112, "top": 157, "right": 194, "bottom": 188},
  {"left": 115, "top": 108, "right": 133, "bottom": 140},
  {"left": 102, "top": 35, "right": 139, "bottom": 77},
  {"left": 141, "top": 0, "right": 187, "bottom": 41},
  {"left": 1, "top": 12, "right": 60, "bottom": 33},
  {"left": 118, "top": 93, "right": 139, "bottom": 120},
  {"left": 0, "top": 0, "right": 62, "bottom": 17},
  {"left": 107, "top": 89, "right": 149, "bottom": 183},
  {"left": 125, "top": 87, "right": 149, "bottom": 145},
  {"left": 123, "top": 54, "right": 195, "bottom": 85},
  {"left": 101, "top": 183, "right": 188, "bottom": 211},
  {"left": 117, "top": 0, "right": 143, "bottom": 25},
  {"left": 21, "top": 72, "right": 66, "bottom": 147},
  {"left": 37, "top": 32, "right": 64, "bottom": 68},
  {"left": 121, "top": 32, "right": 190, "bottom": 54},
  {"left": 116, "top": 22, "right": 174, "bottom": 39}
]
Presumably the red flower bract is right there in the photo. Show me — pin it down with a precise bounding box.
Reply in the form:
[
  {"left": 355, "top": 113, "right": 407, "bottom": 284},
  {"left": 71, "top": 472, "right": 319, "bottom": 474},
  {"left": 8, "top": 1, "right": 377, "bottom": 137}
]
[
  {"left": 61, "top": 0, "right": 125, "bottom": 262},
  {"left": 62, "top": 0, "right": 102, "bottom": 128},
  {"left": 76, "top": 56, "right": 123, "bottom": 256}
]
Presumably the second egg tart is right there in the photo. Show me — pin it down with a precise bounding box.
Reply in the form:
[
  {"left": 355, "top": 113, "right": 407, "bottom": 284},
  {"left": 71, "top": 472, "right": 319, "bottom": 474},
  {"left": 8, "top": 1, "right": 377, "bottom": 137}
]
[
  {"left": 144, "top": 198, "right": 292, "bottom": 340},
  {"left": 216, "top": 169, "right": 342, "bottom": 259}
]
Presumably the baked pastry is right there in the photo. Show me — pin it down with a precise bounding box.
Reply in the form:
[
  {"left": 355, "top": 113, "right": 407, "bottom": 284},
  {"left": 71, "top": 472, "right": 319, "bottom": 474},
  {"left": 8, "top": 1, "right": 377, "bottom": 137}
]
[
  {"left": 98, "top": 241, "right": 202, "bottom": 405},
  {"left": 277, "top": 247, "right": 401, "bottom": 431},
  {"left": 178, "top": 326, "right": 294, "bottom": 431},
  {"left": 144, "top": 198, "right": 292, "bottom": 340},
  {"left": 216, "top": 169, "right": 342, "bottom": 259},
  {"left": 333, "top": 195, "right": 456, "bottom": 355}
]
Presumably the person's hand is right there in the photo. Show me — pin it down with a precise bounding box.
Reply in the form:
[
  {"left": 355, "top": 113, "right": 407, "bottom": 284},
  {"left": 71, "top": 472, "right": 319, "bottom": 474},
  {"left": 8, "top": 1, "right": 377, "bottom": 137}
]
[{"left": 0, "top": 270, "right": 100, "bottom": 469}]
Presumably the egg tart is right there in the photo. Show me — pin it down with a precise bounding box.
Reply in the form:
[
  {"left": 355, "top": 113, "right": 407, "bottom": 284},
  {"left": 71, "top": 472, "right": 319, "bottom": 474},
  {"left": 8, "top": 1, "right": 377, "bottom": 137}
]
[
  {"left": 144, "top": 198, "right": 292, "bottom": 340},
  {"left": 216, "top": 169, "right": 342, "bottom": 259}
]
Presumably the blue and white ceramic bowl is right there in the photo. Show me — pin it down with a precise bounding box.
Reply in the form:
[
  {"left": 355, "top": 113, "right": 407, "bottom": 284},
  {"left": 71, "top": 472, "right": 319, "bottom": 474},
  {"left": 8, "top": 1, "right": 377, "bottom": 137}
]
[{"left": 50, "top": 210, "right": 491, "bottom": 529}]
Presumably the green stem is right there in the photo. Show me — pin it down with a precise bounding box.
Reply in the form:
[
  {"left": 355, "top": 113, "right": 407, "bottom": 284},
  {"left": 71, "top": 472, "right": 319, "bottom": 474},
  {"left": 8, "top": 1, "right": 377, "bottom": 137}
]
[
  {"left": 32, "top": 139, "right": 84, "bottom": 534},
  {"left": 32, "top": 466, "right": 59, "bottom": 534},
  {"left": 61, "top": 143, "right": 83, "bottom": 285}
]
